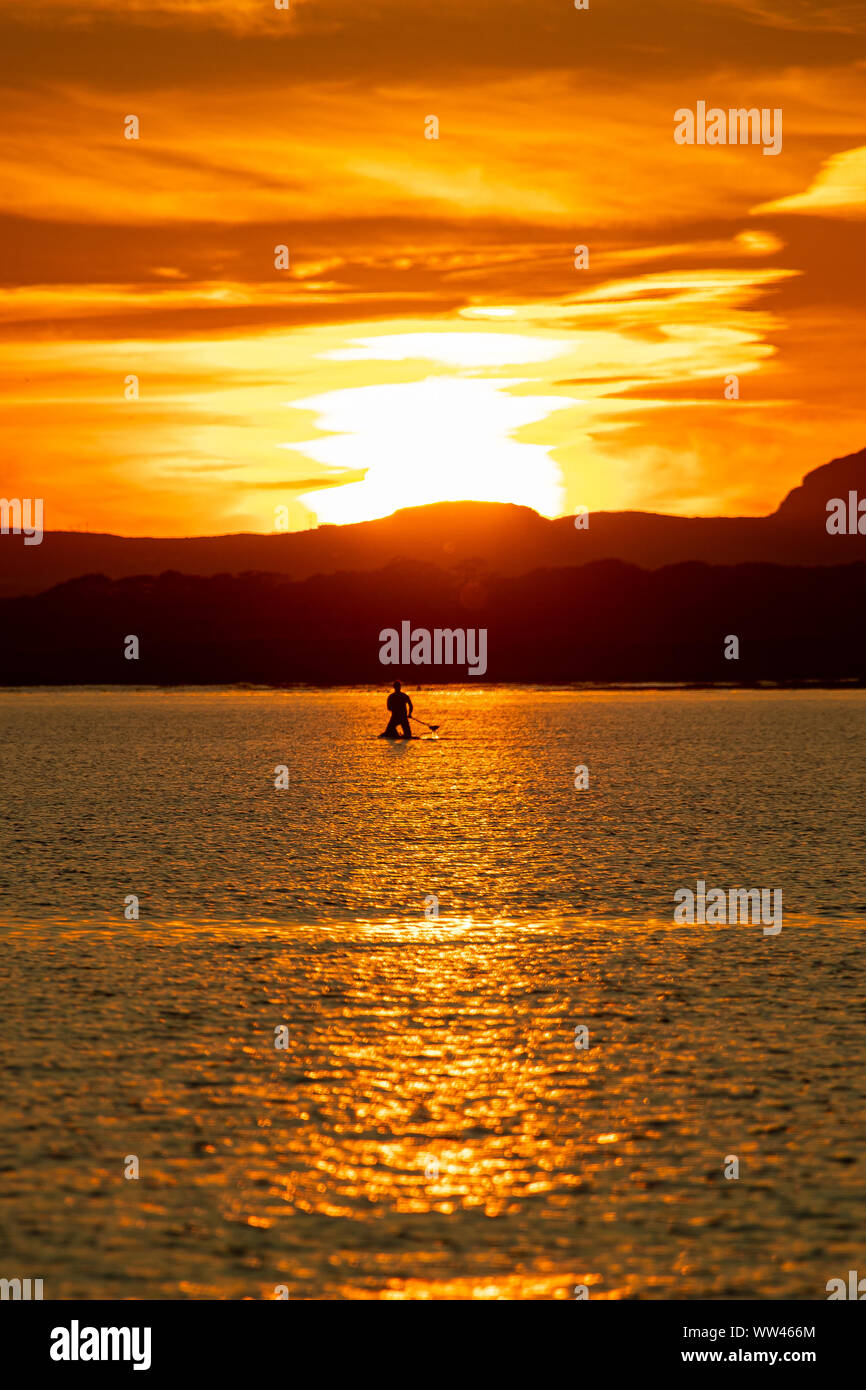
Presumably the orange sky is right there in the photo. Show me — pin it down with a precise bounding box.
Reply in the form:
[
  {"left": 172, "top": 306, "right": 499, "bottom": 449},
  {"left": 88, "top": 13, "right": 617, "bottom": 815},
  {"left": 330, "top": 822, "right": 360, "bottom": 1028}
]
[{"left": 1, "top": 0, "right": 865, "bottom": 534}]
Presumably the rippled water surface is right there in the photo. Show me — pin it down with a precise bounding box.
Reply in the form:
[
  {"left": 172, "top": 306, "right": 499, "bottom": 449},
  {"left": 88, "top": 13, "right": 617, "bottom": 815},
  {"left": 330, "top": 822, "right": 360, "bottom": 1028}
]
[{"left": 1, "top": 688, "right": 864, "bottom": 1298}]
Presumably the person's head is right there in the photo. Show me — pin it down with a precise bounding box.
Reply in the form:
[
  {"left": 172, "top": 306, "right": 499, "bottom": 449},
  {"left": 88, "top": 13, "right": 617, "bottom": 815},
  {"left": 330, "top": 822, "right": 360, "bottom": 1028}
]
[{"left": 392, "top": 680, "right": 402, "bottom": 691}]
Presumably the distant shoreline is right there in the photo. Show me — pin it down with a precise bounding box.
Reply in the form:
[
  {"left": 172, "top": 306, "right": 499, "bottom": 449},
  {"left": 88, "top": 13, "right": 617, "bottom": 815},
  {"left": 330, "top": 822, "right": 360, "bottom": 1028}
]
[{"left": 1, "top": 680, "right": 864, "bottom": 693}]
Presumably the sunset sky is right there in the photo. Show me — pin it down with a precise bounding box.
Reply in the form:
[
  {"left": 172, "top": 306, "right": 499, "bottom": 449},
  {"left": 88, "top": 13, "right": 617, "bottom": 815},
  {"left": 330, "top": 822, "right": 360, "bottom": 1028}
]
[{"left": 2, "top": 0, "right": 865, "bottom": 535}]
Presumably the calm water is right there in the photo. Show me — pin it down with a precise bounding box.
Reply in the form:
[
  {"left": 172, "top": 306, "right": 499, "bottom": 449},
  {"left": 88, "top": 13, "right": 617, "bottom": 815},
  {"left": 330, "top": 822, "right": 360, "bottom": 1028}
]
[{"left": 1, "top": 688, "right": 865, "bottom": 1298}]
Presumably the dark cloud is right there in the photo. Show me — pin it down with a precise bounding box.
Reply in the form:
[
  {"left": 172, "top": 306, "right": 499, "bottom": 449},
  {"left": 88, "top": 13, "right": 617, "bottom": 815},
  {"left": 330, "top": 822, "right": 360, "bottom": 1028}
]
[
  {"left": 247, "top": 473, "right": 368, "bottom": 490},
  {"left": 0, "top": 297, "right": 465, "bottom": 341},
  {"left": 0, "top": 2, "right": 863, "bottom": 94}
]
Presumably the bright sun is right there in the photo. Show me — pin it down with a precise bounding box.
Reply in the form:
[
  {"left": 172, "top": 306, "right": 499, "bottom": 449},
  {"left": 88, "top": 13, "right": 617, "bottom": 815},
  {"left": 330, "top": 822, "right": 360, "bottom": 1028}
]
[{"left": 288, "top": 332, "right": 571, "bottom": 525}]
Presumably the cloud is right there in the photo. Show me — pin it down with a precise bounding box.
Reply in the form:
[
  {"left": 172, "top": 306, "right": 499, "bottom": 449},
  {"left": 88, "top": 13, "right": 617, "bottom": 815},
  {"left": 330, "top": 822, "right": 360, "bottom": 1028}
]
[
  {"left": 1, "top": 0, "right": 864, "bottom": 534},
  {"left": 323, "top": 332, "right": 570, "bottom": 368},
  {"left": 0, "top": 0, "right": 861, "bottom": 88},
  {"left": 755, "top": 145, "right": 866, "bottom": 216}
]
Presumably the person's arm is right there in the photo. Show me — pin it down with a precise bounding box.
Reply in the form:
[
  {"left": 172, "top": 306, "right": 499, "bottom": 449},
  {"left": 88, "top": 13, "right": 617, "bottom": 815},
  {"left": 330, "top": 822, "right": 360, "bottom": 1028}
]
[{"left": 408, "top": 695, "right": 414, "bottom": 715}]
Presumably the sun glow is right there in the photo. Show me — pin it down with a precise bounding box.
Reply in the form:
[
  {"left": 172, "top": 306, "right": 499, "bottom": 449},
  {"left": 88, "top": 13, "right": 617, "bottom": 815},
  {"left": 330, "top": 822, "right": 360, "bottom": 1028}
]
[
  {"left": 293, "top": 373, "right": 571, "bottom": 524},
  {"left": 289, "top": 331, "right": 572, "bottom": 524}
]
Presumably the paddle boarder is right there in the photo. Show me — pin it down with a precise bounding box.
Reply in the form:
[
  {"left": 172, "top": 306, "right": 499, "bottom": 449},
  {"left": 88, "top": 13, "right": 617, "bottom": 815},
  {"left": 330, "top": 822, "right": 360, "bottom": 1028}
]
[{"left": 382, "top": 680, "right": 414, "bottom": 739}]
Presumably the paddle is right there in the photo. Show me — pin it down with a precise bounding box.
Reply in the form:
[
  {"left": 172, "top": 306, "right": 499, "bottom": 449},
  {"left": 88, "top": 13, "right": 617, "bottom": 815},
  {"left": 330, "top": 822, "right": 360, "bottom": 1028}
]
[{"left": 410, "top": 714, "right": 441, "bottom": 733}]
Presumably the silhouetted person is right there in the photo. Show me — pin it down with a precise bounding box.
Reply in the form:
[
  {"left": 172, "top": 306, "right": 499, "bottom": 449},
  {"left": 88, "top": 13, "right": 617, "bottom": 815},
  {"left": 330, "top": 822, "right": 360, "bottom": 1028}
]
[{"left": 382, "top": 680, "right": 413, "bottom": 738}]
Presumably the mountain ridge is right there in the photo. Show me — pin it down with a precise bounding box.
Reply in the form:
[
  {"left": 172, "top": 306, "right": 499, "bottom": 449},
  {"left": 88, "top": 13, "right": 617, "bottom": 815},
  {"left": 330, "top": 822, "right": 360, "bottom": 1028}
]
[
  {"left": 2, "top": 445, "right": 864, "bottom": 597},
  {"left": 1, "top": 556, "right": 863, "bottom": 685}
]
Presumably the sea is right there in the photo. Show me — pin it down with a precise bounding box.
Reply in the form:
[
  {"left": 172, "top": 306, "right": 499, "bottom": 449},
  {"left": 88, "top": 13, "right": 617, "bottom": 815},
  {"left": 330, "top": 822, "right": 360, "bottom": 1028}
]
[{"left": 1, "top": 687, "right": 864, "bottom": 1298}]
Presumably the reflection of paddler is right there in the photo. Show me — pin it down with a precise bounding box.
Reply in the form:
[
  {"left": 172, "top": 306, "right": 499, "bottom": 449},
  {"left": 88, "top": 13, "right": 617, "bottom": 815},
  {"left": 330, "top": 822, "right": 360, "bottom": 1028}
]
[{"left": 381, "top": 680, "right": 413, "bottom": 739}]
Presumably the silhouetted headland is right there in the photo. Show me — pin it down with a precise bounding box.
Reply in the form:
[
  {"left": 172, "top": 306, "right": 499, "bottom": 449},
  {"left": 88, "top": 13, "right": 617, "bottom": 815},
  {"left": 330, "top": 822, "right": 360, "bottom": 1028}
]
[
  {"left": 0, "top": 558, "right": 863, "bottom": 685},
  {"left": 2, "top": 447, "right": 866, "bottom": 599},
  {"left": 2, "top": 447, "right": 865, "bottom": 684}
]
